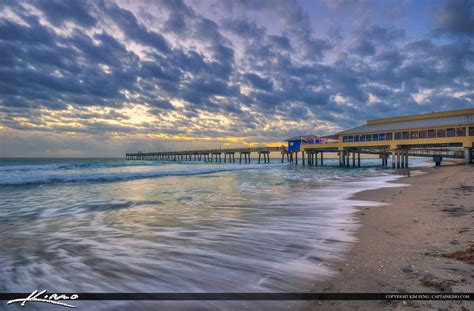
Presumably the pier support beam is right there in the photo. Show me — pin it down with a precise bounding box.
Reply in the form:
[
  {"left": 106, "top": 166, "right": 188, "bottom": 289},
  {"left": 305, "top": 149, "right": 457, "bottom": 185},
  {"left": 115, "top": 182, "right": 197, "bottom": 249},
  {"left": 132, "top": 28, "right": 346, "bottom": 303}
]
[
  {"left": 357, "top": 152, "right": 361, "bottom": 167},
  {"left": 258, "top": 152, "right": 269, "bottom": 164},
  {"left": 396, "top": 149, "right": 401, "bottom": 168},
  {"left": 465, "top": 147, "right": 472, "bottom": 164},
  {"left": 400, "top": 149, "right": 406, "bottom": 168},
  {"left": 240, "top": 152, "right": 251, "bottom": 164}
]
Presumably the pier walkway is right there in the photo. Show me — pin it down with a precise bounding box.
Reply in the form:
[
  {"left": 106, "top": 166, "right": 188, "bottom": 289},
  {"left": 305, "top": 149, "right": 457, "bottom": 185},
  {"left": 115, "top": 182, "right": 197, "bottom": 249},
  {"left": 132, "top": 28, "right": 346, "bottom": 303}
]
[
  {"left": 126, "top": 109, "right": 474, "bottom": 168},
  {"left": 126, "top": 146, "right": 286, "bottom": 164}
]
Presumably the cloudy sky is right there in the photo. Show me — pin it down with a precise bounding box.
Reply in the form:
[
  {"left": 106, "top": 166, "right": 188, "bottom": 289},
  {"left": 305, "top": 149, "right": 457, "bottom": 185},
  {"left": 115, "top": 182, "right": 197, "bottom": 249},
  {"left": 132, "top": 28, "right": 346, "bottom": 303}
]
[{"left": 0, "top": 0, "right": 473, "bottom": 157}]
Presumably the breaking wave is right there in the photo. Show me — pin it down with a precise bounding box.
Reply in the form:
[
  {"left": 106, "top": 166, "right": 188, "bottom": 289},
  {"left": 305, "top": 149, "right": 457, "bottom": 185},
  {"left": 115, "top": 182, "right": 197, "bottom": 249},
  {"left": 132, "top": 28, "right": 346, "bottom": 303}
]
[{"left": 0, "top": 164, "right": 271, "bottom": 186}]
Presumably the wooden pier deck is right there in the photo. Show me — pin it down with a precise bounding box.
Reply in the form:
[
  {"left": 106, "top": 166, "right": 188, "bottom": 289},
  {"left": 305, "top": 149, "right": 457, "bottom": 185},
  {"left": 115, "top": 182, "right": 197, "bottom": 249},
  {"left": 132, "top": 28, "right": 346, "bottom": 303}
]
[{"left": 126, "top": 146, "right": 286, "bottom": 164}]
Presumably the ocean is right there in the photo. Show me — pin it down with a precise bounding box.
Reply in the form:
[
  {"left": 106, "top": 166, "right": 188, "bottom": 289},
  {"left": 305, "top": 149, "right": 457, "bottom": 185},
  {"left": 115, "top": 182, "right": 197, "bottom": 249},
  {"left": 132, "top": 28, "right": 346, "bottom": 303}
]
[{"left": 0, "top": 157, "right": 430, "bottom": 310}]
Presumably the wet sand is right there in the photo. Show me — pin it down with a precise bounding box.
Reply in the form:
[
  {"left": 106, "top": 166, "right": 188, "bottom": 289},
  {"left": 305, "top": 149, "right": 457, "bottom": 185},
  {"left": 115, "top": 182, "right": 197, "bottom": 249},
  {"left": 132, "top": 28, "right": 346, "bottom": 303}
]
[{"left": 310, "top": 164, "right": 474, "bottom": 310}]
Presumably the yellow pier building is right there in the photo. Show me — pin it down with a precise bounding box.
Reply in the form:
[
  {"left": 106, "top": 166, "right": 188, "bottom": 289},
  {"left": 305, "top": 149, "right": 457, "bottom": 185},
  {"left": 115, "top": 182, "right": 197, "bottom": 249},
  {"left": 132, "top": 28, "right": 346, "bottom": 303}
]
[{"left": 296, "top": 108, "right": 474, "bottom": 168}]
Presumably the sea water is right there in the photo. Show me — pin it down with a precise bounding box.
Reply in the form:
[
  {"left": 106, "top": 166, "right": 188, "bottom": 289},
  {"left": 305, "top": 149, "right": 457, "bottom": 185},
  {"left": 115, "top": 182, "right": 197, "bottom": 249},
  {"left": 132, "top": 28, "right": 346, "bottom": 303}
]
[{"left": 0, "top": 157, "right": 431, "bottom": 310}]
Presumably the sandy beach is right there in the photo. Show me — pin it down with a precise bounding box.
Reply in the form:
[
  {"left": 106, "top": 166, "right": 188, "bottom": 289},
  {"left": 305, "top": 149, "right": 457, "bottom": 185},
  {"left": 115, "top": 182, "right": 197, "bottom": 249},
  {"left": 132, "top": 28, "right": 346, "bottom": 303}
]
[{"left": 309, "top": 163, "right": 474, "bottom": 310}]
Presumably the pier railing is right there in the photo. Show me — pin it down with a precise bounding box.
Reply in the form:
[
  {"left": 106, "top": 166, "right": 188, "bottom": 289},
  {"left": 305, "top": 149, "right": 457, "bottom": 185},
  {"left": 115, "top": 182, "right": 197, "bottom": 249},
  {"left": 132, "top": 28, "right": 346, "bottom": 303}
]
[
  {"left": 356, "top": 147, "right": 465, "bottom": 159},
  {"left": 126, "top": 145, "right": 470, "bottom": 167},
  {"left": 127, "top": 146, "right": 285, "bottom": 156}
]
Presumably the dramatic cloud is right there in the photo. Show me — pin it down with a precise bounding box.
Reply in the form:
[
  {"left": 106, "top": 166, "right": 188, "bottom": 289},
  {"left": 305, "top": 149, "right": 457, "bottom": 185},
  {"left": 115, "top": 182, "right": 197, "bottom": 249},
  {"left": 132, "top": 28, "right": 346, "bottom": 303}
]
[
  {"left": 0, "top": 0, "right": 473, "bottom": 156},
  {"left": 433, "top": 0, "right": 474, "bottom": 36}
]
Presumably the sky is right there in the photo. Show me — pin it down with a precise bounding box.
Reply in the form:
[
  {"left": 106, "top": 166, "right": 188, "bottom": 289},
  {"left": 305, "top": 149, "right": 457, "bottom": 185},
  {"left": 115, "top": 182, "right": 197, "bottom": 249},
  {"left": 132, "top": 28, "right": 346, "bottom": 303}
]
[{"left": 0, "top": 0, "right": 473, "bottom": 157}]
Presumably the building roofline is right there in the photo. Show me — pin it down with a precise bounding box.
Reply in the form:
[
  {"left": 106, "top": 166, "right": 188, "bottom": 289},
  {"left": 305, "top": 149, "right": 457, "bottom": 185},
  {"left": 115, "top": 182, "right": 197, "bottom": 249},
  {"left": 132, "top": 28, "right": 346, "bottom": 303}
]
[
  {"left": 367, "top": 108, "right": 474, "bottom": 125},
  {"left": 284, "top": 135, "right": 321, "bottom": 141},
  {"left": 339, "top": 113, "right": 474, "bottom": 135}
]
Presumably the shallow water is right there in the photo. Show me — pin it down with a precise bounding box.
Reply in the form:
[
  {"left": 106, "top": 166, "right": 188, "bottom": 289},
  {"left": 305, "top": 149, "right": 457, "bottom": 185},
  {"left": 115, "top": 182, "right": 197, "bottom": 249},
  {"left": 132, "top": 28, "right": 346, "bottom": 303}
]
[{"left": 0, "top": 157, "right": 431, "bottom": 309}]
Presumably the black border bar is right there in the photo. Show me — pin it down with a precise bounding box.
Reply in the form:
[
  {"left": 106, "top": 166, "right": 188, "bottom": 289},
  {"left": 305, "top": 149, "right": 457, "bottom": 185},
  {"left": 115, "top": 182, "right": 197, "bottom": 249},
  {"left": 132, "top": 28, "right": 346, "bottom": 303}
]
[{"left": 0, "top": 293, "right": 472, "bottom": 301}]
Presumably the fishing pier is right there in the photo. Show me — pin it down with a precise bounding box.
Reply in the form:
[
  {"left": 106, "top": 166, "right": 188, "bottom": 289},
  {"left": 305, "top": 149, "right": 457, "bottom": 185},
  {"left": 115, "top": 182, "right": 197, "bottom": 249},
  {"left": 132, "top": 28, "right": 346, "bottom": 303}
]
[
  {"left": 126, "top": 146, "right": 284, "bottom": 164},
  {"left": 127, "top": 108, "right": 474, "bottom": 168}
]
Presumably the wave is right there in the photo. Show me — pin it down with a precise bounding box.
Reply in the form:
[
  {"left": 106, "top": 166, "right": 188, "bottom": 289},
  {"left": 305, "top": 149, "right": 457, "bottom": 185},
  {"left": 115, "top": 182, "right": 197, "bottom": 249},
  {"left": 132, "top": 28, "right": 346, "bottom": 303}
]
[
  {"left": 0, "top": 164, "right": 269, "bottom": 186},
  {"left": 0, "top": 161, "right": 168, "bottom": 172}
]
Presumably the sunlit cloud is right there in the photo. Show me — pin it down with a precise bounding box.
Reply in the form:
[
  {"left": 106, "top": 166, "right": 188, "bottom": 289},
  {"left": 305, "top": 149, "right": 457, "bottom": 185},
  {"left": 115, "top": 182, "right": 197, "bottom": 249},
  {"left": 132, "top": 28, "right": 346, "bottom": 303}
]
[{"left": 0, "top": 0, "right": 473, "bottom": 157}]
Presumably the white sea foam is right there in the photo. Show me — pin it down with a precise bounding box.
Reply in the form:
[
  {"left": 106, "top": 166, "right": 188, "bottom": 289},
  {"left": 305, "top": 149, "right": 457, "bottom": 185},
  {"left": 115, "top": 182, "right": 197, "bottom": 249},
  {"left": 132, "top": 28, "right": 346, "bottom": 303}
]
[
  {"left": 0, "top": 163, "right": 278, "bottom": 186},
  {"left": 0, "top": 157, "right": 413, "bottom": 304}
]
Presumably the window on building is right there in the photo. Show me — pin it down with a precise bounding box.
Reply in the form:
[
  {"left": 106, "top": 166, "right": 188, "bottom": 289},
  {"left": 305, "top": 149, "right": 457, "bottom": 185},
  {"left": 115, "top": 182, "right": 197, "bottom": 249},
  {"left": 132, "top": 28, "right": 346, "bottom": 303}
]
[
  {"left": 446, "top": 128, "right": 455, "bottom": 137},
  {"left": 428, "top": 130, "right": 436, "bottom": 138},
  {"left": 378, "top": 133, "right": 386, "bottom": 140},
  {"left": 372, "top": 134, "right": 378, "bottom": 141},
  {"left": 360, "top": 135, "right": 366, "bottom": 142},
  {"left": 419, "top": 130, "right": 427, "bottom": 139},
  {"left": 386, "top": 133, "right": 393, "bottom": 140},
  {"left": 470, "top": 127, "right": 474, "bottom": 136},
  {"left": 437, "top": 129, "right": 446, "bottom": 137},
  {"left": 343, "top": 136, "right": 348, "bottom": 142},
  {"left": 395, "top": 132, "right": 402, "bottom": 140},
  {"left": 410, "top": 131, "right": 419, "bottom": 139},
  {"left": 456, "top": 127, "right": 466, "bottom": 137},
  {"left": 366, "top": 134, "right": 372, "bottom": 141},
  {"left": 348, "top": 136, "right": 354, "bottom": 142},
  {"left": 402, "top": 132, "right": 409, "bottom": 139},
  {"left": 354, "top": 135, "right": 360, "bottom": 142}
]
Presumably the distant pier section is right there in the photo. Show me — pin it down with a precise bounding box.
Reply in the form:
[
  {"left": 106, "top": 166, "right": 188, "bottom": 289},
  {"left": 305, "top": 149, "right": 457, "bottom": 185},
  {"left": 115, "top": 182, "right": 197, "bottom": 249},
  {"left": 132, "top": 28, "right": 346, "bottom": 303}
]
[{"left": 126, "top": 146, "right": 287, "bottom": 164}]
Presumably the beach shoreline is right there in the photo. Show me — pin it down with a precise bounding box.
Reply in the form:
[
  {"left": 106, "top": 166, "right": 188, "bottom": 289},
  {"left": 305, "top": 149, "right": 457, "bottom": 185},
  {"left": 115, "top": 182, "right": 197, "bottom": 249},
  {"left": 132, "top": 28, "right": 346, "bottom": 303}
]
[{"left": 309, "top": 164, "right": 474, "bottom": 310}]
